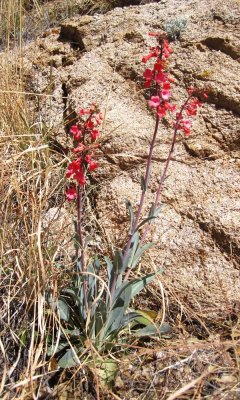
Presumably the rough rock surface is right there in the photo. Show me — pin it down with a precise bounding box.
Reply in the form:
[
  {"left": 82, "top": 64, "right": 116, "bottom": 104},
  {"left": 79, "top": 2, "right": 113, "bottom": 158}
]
[{"left": 22, "top": 0, "right": 240, "bottom": 322}]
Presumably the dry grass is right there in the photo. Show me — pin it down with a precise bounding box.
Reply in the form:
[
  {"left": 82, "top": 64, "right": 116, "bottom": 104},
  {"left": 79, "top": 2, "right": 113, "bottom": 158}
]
[
  {"left": 0, "top": 0, "right": 138, "bottom": 50},
  {"left": 0, "top": 1, "right": 239, "bottom": 399},
  {"left": 0, "top": 22, "right": 68, "bottom": 395}
]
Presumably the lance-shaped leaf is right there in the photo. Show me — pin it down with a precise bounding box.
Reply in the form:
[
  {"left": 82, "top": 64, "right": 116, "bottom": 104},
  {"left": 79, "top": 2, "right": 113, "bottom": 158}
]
[
  {"left": 136, "top": 216, "right": 156, "bottom": 231},
  {"left": 148, "top": 203, "right": 163, "bottom": 219},
  {"left": 105, "top": 256, "right": 113, "bottom": 289},
  {"left": 131, "top": 242, "right": 154, "bottom": 270},
  {"left": 58, "top": 347, "right": 81, "bottom": 368},
  {"left": 135, "top": 204, "right": 163, "bottom": 231},
  {"left": 59, "top": 290, "right": 85, "bottom": 329},
  {"left": 125, "top": 199, "right": 134, "bottom": 233},
  {"left": 102, "top": 272, "right": 157, "bottom": 339},
  {"left": 47, "top": 341, "right": 69, "bottom": 357},
  {"left": 132, "top": 322, "right": 171, "bottom": 337},
  {"left": 126, "top": 231, "right": 139, "bottom": 271},
  {"left": 54, "top": 298, "right": 70, "bottom": 322}
]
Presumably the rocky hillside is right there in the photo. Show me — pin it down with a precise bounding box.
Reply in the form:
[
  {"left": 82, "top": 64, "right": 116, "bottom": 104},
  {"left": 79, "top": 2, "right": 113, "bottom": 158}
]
[{"left": 1, "top": 0, "right": 240, "bottom": 398}]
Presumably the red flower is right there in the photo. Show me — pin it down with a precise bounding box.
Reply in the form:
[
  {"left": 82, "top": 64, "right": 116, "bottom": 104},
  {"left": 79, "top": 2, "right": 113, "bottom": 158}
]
[
  {"left": 95, "top": 118, "right": 102, "bottom": 126},
  {"left": 182, "top": 119, "right": 192, "bottom": 129},
  {"left": 157, "top": 106, "right": 167, "bottom": 118},
  {"left": 79, "top": 108, "right": 90, "bottom": 116},
  {"left": 175, "top": 118, "right": 192, "bottom": 136},
  {"left": 164, "top": 102, "right": 176, "bottom": 112},
  {"left": 67, "top": 106, "right": 102, "bottom": 190},
  {"left": 142, "top": 50, "right": 158, "bottom": 63},
  {"left": 85, "top": 154, "right": 92, "bottom": 163},
  {"left": 66, "top": 187, "right": 77, "bottom": 201},
  {"left": 70, "top": 125, "right": 82, "bottom": 141},
  {"left": 149, "top": 96, "right": 160, "bottom": 108},
  {"left": 143, "top": 68, "right": 153, "bottom": 81},
  {"left": 74, "top": 170, "right": 86, "bottom": 186},
  {"left": 154, "top": 61, "right": 164, "bottom": 72},
  {"left": 161, "top": 89, "right": 171, "bottom": 100},
  {"left": 89, "top": 161, "right": 99, "bottom": 171},
  {"left": 163, "top": 81, "right": 171, "bottom": 90},
  {"left": 155, "top": 72, "right": 167, "bottom": 83},
  {"left": 87, "top": 120, "right": 95, "bottom": 129},
  {"left": 144, "top": 81, "right": 151, "bottom": 88},
  {"left": 187, "top": 86, "right": 195, "bottom": 95},
  {"left": 90, "top": 129, "right": 100, "bottom": 141},
  {"left": 73, "top": 143, "right": 86, "bottom": 153},
  {"left": 186, "top": 98, "right": 202, "bottom": 116},
  {"left": 66, "top": 159, "right": 81, "bottom": 178}
]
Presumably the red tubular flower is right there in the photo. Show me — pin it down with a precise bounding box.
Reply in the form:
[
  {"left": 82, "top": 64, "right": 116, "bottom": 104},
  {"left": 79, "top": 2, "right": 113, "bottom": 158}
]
[
  {"left": 183, "top": 128, "right": 191, "bottom": 136},
  {"left": 142, "top": 54, "right": 153, "bottom": 63},
  {"left": 74, "top": 170, "right": 86, "bottom": 186},
  {"left": 66, "top": 159, "right": 81, "bottom": 178},
  {"left": 155, "top": 72, "right": 167, "bottom": 84},
  {"left": 144, "top": 81, "right": 151, "bottom": 88},
  {"left": 90, "top": 129, "right": 100, "bottom": 141},
  {"left": 141, "top": 31, "right": 206, "bottom": 152},
  {"left": 89, "top": 161, "right": 99, "bottom": 171},
  {"left": 187, "top": 86, "right": 195, "bottom": 95},
  {"left": 85, "top": 154, "right": 92, "bottom": 163},
  {"left": 70, "top": 125, "right": 82, "bottom": 141},
  {"left": 149, "top": 96, "right": 160, "bottom": 108},
  {"left": 73, "top": 143, "right": 86, "bottom": 153},
  {"left": 66, "top": 106, "right": 102, "bottom": 198},
  {"left": 154, "top": 61, "right": 164, "bottom": 72},
  {"left": 87, "top": 120, "right": 95, "bottom": 130},
  {"left": 157, "top": 106, "right": 167, "bottom": 118},
  {"left": 142, "top": 50, "right": 158, "bottom": 63},
  {"left": 70, "top": 125, "right": 79, "bottom": 134},
  {"left": 163, "top": 81, "right": 171, "bottom": 90},
  {"left": 95, "top": 118, "right": 102, "bottom": 126},
  {"left": 186, "top": 98, "right": 202, "bottom": 116},
  {"left": 143, "top": 68, "right": 153, "bottom": 81},
  {"left": 66, "top": 187, "right": 77, "bottom": 201},
  {"left": 79, "top": 108, "right": 90, "bottom": 116},
  {"left": 161, "top": 89, "right": 171, "bottom": 100},
  {"left": 182, "top": 119, "right": 192, "bottom": 130}
]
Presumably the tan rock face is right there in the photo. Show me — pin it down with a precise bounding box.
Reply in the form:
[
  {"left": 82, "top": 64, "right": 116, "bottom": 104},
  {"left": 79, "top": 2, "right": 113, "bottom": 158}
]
[{"left": 23, "top": 0, "right": 240, "bottom": 321}]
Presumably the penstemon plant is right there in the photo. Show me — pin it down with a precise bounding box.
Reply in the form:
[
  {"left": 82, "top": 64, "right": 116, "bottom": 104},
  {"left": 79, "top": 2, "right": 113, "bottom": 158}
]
[{"left": 49, "top": 32, "right": 207, "bottom": 372}]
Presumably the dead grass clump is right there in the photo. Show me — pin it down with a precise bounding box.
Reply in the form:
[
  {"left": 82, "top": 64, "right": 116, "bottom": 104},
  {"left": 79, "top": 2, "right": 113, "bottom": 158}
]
[
  {"left": 0, "top": 49, "right": 73, "bottom": 398},
  {"left": 0, "top": 0, "right": 150, "bottom": 50}
]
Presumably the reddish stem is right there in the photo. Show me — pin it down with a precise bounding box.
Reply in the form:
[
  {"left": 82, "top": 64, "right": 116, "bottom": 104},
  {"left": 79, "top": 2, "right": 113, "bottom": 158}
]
[
  {"left": 119, "top": 41, "right": 165, "bottom": 286},
  {"left": 154, "top": 96, "right": 191, "bottom": 208},
  {"left": 110, "top": 112, "right": 160, "bottom": 298},
  {"left": 140, "top": 96, "right": 192, "bottom": 245},
  {"left": 77, "top": 185, "right": 88, "bottom": 314}
]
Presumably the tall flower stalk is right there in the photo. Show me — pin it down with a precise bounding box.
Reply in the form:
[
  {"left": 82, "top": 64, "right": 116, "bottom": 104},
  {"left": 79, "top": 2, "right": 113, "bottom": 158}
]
[
  {"left": 66, "top": 104, "right": 103, "bottom": 309},
  {"left": 123, "top": 32, "right": 207, "bottom": 282}
]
